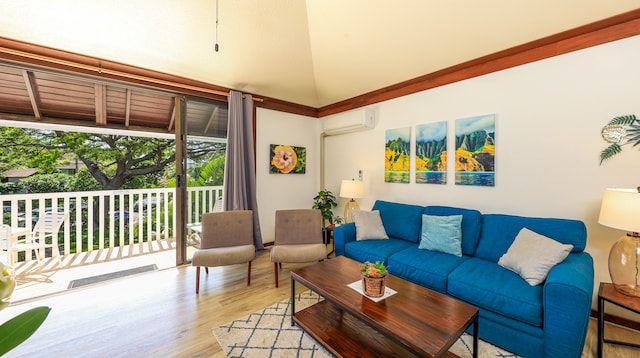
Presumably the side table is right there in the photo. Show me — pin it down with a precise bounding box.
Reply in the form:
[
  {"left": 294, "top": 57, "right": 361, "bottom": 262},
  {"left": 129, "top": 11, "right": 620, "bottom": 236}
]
[
  {"left": 322, "top": 225, "right": 335, "bottom": 258},
  {"left": 598, "top": 282, "right": 640, "bottom": 357}
]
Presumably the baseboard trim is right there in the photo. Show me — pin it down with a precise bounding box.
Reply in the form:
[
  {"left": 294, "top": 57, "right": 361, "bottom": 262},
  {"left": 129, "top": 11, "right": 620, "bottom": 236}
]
[{"left": 591, "top": 309, "right": 640, "bottom": 332}]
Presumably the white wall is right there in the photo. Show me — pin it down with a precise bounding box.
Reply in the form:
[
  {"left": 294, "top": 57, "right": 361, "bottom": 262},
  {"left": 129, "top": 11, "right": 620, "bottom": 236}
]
[
  {"left": 321, "top": 35, "right": 640, "bottom": 309},
  {"left": 255, "top": 108, "right": 320, "bottom": 243}
]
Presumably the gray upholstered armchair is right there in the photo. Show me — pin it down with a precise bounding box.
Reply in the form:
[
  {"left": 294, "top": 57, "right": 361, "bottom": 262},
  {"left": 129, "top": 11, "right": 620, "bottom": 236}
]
[
  {"left": 192, "top": 210, "right": 256, "bottom": 294},
  {"left": 270, "top": 209, "right": 326, "bottom": 287}
]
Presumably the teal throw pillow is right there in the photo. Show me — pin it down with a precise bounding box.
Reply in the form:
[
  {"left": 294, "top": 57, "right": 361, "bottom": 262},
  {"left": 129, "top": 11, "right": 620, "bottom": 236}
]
[{"left": 419, "top": 214, "right": 463, "bottom": 257}]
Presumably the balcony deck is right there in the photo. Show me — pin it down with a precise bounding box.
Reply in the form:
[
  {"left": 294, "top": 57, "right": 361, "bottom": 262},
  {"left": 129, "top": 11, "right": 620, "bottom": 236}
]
[
  {"left": 7, "top": 240, "right": 181, "bottom": 302},
  {"left": 2, "top": 186, "right": 220, "bottom": 301}
]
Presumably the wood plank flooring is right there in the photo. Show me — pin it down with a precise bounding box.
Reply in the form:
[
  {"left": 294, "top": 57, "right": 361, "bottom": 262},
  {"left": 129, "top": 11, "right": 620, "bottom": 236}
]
[{"left": 1, "top": 250, "right": 638, "bottom": 358}]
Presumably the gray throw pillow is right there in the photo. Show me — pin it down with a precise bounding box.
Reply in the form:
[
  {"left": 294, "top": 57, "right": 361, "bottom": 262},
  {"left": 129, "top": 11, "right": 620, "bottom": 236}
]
[
  {"left": 498, "top": 228, "right": 573, "bottom": 286},
  {"left": 353, "top": 210, "right": 389, "bottom": 241}
]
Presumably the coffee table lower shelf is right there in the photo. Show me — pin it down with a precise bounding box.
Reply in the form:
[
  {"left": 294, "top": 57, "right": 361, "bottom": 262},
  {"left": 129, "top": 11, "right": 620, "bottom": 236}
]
[{"left": 293, "top": 300, "right": 458, "bottom": 358}]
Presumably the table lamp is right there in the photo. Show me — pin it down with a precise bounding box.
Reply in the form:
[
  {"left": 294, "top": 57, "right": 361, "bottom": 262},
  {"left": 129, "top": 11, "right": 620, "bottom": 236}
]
[
  {"left": 340, "top": 179, "right": 364, "bottom": 223},
  {"left": 598, "top": 188, "right": 640, "bottom": 297}
]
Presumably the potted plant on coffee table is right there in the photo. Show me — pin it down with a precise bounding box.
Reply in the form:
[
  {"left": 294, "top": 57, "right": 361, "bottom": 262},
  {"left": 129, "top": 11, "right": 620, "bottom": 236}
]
[{"left": 360, "top": 261, "right": 387, "bottom": 298}]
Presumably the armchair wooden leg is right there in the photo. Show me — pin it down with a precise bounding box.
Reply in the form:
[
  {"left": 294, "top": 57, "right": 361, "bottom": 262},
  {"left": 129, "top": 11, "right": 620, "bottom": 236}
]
[
  {"left": 247, "top": 261, "right": 252, "bottom": 286},
  {"left": 196, "top": 266, "right": 201, "bottom": 294},
  {"left": 274, "top": 262, "right": 279, "bottom": 288}
]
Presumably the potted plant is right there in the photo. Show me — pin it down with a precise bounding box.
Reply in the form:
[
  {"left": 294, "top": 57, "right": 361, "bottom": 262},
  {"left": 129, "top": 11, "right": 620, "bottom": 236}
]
[
  {"left": 312, "top": 189, "right": 343, "bottom": 228},
  {"left": 360, "top": 261, "right": 387, "bottom": 297}
]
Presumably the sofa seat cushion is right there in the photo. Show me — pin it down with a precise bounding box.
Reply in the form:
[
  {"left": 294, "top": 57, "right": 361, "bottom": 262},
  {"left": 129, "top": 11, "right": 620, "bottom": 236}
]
[
  {"left": 372, "top": 200, "right": 424, "bottom": 243},
  {"left": 448, "top": 258, "right": 543, "bottom": 327},
  {"left": 388, "top": 245, "right": 469, "bottom": 293},
  {"left": 345, "top": 238, "right": 414, "bottom": 265}
]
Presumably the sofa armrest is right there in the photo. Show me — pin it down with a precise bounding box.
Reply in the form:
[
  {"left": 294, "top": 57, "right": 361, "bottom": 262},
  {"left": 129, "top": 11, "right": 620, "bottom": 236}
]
[
  {"left": 543, "top": 252, "right": 594, "bottom": 358},
  {"left": 333, "top": 223, "right": 356, "bottom": 256}
]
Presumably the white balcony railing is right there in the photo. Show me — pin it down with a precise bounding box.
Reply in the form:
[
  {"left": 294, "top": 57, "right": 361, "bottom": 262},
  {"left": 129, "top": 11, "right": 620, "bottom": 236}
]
[{"left": 1, "top": 186, "right": 222, "bottom": 264}]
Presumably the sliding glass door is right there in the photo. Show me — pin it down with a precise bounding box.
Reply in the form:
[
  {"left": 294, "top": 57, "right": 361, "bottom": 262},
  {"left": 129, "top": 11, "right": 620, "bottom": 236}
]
[{"left": 176, "top": 97, "right": 228, "bottom": 263}]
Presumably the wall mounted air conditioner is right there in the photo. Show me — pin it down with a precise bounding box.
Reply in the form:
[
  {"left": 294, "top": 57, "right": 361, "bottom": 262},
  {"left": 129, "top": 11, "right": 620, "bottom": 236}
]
[{"left": 322, "top": 107, "right": 377, "bottom": 136}]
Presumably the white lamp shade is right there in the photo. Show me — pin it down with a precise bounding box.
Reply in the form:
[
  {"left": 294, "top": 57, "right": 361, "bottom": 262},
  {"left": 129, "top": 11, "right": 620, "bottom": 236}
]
[
  {"left": 598, "top": 188, "right": 640, "bottom": 233},
  {"left": 340, "top": 180, "right": 364, "bottom": 199}
]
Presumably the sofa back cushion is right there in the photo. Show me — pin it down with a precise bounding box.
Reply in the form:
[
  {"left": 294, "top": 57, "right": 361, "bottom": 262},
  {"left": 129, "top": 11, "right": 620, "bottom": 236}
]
[
  {"left": 423, "top": 206, "right": 482, "bottom": 256},
  {"left": 372, "top": 200, "right": 424, "bottom": 243},
  {"left": 475, "top": 214, "right": 587, "bottom": 262}
]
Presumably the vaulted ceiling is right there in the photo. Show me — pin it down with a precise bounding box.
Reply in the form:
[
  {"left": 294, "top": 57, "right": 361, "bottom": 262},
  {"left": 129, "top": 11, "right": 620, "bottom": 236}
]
[{"left": 0, "top": 1, "right": 639, "bottom": 129}]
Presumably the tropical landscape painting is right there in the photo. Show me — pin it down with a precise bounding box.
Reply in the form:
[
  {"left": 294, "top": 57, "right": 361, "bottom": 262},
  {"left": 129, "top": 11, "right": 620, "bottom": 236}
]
[
  {"left": 455, "top": 114, "right": 495, "bottom": 186},
  {"left": 416, "top": 121, "right": 447, "bottom": 184},
  {"left": 270, "top": 144, "right": 306, "bottom": 174},
  {"left": 385, "top": 127, "right": 411, "bottom": 183}
]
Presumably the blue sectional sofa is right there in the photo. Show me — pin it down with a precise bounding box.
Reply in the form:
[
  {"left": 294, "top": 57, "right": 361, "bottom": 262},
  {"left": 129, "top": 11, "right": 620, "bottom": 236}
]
[{"left": 333, "top": 200, "right": 594, "bottom": 358}]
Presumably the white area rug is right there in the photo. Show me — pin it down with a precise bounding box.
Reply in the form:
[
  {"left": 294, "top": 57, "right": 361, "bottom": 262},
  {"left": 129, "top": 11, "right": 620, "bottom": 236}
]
[{"left": 213, "top": 291, "right": 520, "bottom": 357}]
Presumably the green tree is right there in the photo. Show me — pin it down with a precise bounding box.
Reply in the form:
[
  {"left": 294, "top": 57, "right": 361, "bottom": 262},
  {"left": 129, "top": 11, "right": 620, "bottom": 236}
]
[
  {"left": 66, "top": 167, "right": 102, "bottom": 192},
  {"left": 165, "top": 142, "right": 226, "bottom": 187},
  {"left": 188, "top": 154, "right": 225, "bottom": 186},
  {"left": 19, "top": 173, "right": 69, "bottom": 193},
  {"left": 0, "top": 182, "right": 19, "bottom": 195},
  {"left": 0, "top": 128, "right": 221, "bottom": 190}
]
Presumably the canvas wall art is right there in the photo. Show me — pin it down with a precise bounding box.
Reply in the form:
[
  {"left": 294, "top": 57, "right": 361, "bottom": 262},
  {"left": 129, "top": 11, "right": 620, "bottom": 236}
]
[
  {"left": 455, "top": 114, "right": 495, "bottom": 186},
  {"left": 415, "top": 121, "right": 447, "bottom": 184},
  {"left": 270, "top": 144, "right": 306, "bottom": 174},
  {"left": 385, "top": 127, "right": 411, "bottom": 183}
]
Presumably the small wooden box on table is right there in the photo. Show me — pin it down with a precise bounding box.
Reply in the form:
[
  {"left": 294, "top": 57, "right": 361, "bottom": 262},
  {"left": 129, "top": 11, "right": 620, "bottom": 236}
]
[
  {"left": 598, "top": 282, "right": 640, "bottom": 357},
  {"left": 290, "top": 256, "right": 479, "bottom": 358}
]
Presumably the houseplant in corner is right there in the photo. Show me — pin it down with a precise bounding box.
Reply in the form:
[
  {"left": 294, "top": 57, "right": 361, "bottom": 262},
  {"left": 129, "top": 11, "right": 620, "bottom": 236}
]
[
  {"left": 312, "top": 189, "right": 342, "bottom": 228},
  {"left": 360, "top": 261, "right": 387, "bottom": 297}
]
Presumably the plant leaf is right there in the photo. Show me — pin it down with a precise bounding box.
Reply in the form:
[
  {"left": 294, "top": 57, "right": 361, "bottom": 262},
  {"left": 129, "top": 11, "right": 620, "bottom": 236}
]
[
  {"left": 606, "top": 114, "right": 638, "bottom": 126},
  {"left": 627, "top": 133, "right": 640, "bottom": 147},
  {"left": 600, "top": 143, "right": 622, "bottom": 165},
  {"left": 0, "top": 306, "right": 51, "bottom": 356}
]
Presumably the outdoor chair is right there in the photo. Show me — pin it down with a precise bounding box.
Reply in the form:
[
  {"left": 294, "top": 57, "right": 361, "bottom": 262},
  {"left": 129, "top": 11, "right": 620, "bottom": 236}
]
[
  {"left": 270, "top": 209, "right": 326, "bottom": 288},
  {"left": 185, "top": 196, "right": 224, "bottom": 248},
  {"left": 0, "top": 224, "right": 12, "bottom": 265},
  {"left": 192, "top": 210, "right": 256, "bottom": 294},
  {"left": 11, "top": 211, "right": 67, "bottom": 265}
]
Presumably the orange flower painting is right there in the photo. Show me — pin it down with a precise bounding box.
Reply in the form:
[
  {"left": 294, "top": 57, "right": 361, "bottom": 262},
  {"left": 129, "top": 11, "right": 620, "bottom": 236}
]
[{"left": 270, "top": 144, "right": 306, "bottom": 174}]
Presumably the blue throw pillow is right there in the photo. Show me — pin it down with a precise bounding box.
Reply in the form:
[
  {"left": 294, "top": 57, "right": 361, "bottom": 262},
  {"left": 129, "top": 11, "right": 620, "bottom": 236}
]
[{"left": 419, "top": 214, "right": 463, "bottom": 257}]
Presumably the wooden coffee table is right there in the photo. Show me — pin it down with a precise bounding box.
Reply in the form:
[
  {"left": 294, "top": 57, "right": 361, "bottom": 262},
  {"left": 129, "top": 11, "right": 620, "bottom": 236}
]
[{"left": 290, "top": 256, "right": 479, "bottom": 357}]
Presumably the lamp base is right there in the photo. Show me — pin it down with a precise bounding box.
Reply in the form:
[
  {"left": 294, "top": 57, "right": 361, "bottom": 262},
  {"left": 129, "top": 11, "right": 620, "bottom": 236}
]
[
  {"left": 344, "top": 199, "right": 360, "bottom": 223},
  {"left": 609, "top": 233, "right": 640, "bottom": 297}
]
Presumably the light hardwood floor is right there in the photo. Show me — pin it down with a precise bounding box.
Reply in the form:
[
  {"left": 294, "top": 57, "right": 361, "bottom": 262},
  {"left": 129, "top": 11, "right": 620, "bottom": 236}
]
[{"left": 1, "top": 250, "right": 639, "bottom": 358}]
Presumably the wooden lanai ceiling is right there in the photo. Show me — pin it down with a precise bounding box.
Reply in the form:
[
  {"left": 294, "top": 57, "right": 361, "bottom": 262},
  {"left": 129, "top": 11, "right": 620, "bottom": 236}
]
[{"left": 0, "top": 63, "right": 228, "bottom": 138}]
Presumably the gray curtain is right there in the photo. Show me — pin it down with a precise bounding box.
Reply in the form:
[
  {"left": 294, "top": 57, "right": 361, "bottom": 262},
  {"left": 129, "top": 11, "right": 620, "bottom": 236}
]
[{"left": 224, "top": 91, "right": 264, "bottom": 250}]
